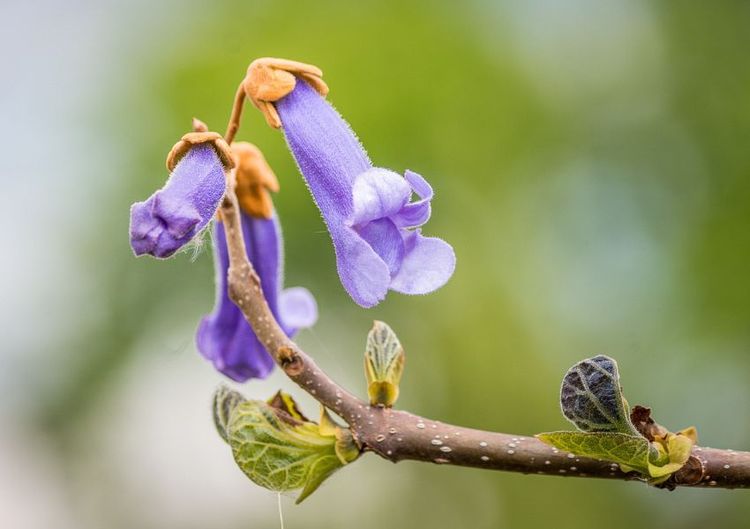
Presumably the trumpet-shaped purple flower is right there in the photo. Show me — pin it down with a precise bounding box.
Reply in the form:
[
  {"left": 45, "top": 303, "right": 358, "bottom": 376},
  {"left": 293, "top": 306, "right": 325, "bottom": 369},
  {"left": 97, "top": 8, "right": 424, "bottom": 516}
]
[
  {"left": 197, "top": 211, "right": 317, "bottom": 382},
  {"left": 130, "top": 144, "right": 226, "bottom": 258},
  {"left": 276, "top": 80, "right": 455, "bottom": 308}
]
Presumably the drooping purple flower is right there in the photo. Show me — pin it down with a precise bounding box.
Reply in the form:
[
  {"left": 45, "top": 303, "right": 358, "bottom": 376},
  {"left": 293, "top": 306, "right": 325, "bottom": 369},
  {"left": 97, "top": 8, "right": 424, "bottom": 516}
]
[
  {"left": 130, "top": 143, "right": 226, "bottom": 258},
  {"left": 196, "top": 211, "right": 317, "bottom": 382},
  {"left": 276, "top": 80, "right": 456, "bottom": 308}
]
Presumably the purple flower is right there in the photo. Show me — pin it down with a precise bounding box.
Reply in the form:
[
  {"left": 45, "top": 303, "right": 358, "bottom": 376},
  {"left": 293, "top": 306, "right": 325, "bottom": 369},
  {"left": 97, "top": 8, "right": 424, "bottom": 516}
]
[
  {"left": 276, "top": 80, "right": 456, "bottom": 308},
  {"left": 196, "top": 211, "right": 317, "bottom": 382},
  {"left": 130, "top": 143, "right": 226, "bottom": 258}
]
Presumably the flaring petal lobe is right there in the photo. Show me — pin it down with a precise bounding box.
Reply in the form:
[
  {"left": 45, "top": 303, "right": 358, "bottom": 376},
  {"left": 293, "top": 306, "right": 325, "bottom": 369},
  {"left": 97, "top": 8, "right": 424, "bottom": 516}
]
[
  {"left": 332, "top": 226, "right": 391, "bottom": 308},
  {"left": 279, "top": 287, "right": 319, "bottom": 334},
  {"left": 389, "top": 231, "right": 456, "bottom": 295}
]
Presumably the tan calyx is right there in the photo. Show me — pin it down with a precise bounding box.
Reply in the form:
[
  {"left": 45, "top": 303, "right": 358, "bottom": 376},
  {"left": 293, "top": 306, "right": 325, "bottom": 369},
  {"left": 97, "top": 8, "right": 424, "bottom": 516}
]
[
  {"left": 232, "top": 141, "right": 279, "bottom": 219},
  {"left": 165, "top": 125, "right": 235, "bottom": 172},
  {"left": 243, "top": 58, "right": 329, "bottom": 129}
]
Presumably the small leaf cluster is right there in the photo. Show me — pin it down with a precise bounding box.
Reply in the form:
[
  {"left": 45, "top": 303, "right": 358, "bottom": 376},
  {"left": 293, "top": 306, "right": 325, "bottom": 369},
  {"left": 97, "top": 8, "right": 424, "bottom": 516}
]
[
  {"left": 537, "top": 355, "right": 696, "bottom": 483},
  {"left": 212, "top": 320, "right": 406, "bottom": 503}
]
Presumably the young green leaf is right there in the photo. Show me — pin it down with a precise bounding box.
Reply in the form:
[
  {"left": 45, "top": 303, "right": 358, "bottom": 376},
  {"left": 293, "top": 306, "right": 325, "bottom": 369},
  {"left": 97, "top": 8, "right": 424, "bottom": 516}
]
[
  {"left": 536, "top": 431, "right": 653, "bottom": 474},
  {"left": 545, "top": 357, "right": 699, "bottom": 483},
  {"left": 560, "top": 355, "right": 640, "bottom": 436},
  {"left": 213, "top": 385, "right": 246, "bottom": 442},
  {"left": 647, "top": 429, "right": 697, "bottom": 481},
  {"left": 319, "top": 407, "right": 361, "bottom": 469},
  {"left": 219, "top": 389, "right": 359, "bottom": 504},
  {"left": 364, "top": 321, "right": 405, "bottom": 407}
]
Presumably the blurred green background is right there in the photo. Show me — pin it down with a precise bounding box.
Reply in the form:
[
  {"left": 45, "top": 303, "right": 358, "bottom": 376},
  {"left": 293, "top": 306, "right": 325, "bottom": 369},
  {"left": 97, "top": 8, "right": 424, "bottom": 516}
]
[{"left": 2, "top": 0, "right": 749, "bottom": 528}]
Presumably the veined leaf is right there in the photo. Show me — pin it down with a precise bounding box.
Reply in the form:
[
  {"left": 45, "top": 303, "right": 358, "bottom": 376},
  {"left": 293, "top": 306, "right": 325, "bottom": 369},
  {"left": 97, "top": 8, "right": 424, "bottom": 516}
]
[
  {"left": 537, "top": 431, "right": 653, "bottom": 474},
  {"left": 217, "top": 389, "right": 360, "bottom": 504},
  {"left": 544, "top": 357, "right": 699, "bottom": 483},
  {"left": 213, "top": 385, "right": 246, "bottom": 442},
  {"left": 560, "top": 355, "right": 640, "bottom": 436}
]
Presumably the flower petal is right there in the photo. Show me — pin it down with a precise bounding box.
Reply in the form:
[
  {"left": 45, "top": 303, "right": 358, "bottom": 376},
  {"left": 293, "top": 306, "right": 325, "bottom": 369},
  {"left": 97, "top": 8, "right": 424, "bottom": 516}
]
[
  {"left": 391, "top": 170, "right": 433, "bottom": 228},
  {"left": 389, "top": 231, "right": 456, "bottom": 295},
  {"left": 129, "top": 198, "right": 163, "bottom": 256},
  {"left": 332, "top": 226, "right": 391, "bottom": 308},
  {"left": 244, "top": 214, "right": 282, "bottom": 314},
  {"left": 404, "top": 170, "right": 433, "bottom": 199},
  {"left": 196, "top": 315, "right": 275, "bottom": 382},
  {"left": 277, "top": 80, "right": 372, "bottom": 220},
  {"left": 350, "top": 168, "right": 411, "bottom": 226},
  {"left": 391, "top": 202, "right": 431, "bottom": 228},
  {"left": 279, "top": 287, "right": 318, "bottom": 334},
  {"left": 196, "top": 222, "right": 275, "bottom": 382},
  {"left": 151, "top": 192, "right": 201, "bottom": 238},
  {"left": 354, "top": 217, "right": 405, "bottom": 277}
]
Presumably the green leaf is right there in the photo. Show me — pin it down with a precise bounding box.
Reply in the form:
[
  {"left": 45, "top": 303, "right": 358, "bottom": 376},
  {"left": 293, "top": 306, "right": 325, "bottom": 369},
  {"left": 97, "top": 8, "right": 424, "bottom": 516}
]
[
  {"left": 537, "top": 428, "right": 697, "bottom": 482},
  {"left": 544, "top": 357, "right": 700, "bottom": 483},
  {"left": 222, "top": 392, "right": 359, "bottom": 504},
  {"left": 319, "top": 407, "right": 361, "bottom": 465},
  {"left": 228, "top": 401, "right": 341, "bottom": 503},
  {"left": 537, "top": 431, "right": 653, "bottom": 474},
  {"left": 212, "top": 385, "right": 246, "bottom": 442},
  {"left": 364, "top": 321, "right": 405, "bottom": 407},
  {"left": 560, "top": 355, "right": 640, "bottom": 436}
]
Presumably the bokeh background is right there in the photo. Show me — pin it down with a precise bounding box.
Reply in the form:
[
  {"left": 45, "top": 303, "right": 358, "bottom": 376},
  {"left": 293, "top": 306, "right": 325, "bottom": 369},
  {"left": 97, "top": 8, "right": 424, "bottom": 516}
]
[{"left": 2, "top": 1, "right": 749, "bottom": 528}]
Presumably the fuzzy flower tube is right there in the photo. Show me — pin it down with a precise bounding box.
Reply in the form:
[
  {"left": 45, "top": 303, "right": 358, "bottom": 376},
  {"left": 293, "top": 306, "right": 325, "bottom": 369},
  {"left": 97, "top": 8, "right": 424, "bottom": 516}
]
[
  {"left": 129, "top": 131, "right": 233, "bottom": 258},
  {"left": 273, "top": 80, "right": 456, "bottom": 308},
  {"left": 196, "top": 142, "right": 317, "bottom": 381}
]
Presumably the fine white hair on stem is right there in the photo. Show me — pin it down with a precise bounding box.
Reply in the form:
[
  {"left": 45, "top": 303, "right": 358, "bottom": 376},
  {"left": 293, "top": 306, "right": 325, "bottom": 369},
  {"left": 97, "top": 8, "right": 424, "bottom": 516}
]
[{"left": 181, "top": 223, "right": 212, "bottom": 261}]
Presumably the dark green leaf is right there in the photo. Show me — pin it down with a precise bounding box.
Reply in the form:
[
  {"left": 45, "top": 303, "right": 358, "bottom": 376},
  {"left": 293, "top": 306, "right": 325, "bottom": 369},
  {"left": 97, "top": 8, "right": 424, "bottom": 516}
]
[{"left": 560, "top": 355, "right": 640, "bottom": 435}]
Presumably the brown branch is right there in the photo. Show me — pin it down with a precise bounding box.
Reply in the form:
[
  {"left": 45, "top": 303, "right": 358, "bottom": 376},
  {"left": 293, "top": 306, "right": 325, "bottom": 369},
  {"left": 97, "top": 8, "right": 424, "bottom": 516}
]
[
  {"left": 216, "top": 162, "right": 750, "bottom": 491},
  {"left": 218, "top": 186, "right": 362, "bottom": 422}
]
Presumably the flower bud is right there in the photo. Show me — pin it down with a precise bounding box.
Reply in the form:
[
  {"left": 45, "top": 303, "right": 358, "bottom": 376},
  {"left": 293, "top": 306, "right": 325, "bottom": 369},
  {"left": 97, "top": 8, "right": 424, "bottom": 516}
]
[{"left": 364, "top": 321, "right": 405, "bottom": 407}]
